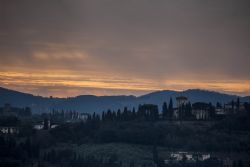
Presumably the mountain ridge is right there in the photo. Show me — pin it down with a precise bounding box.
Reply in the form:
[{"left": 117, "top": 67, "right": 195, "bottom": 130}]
[{"left": 1, "top": 87, "right": 250, "bottom": 113}]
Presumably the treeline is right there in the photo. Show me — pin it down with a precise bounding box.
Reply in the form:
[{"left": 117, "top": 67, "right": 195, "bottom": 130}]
[
  {"left": 102, "top": 104, "right": 159, "bottom": 122},
  {"left": 100, "top": 99, "right": 176, "bottom": 122},
  {"left": 91, "top": 102, "right": 209, "bottom": 123},
  {"left": 48, "top": 99, "right": 250, "bottom": 124},
  {"left": 94, "top": 101, "right": 250, "bottom": 123},
  {"left": 50, "top": 109, "right": 80, "bottom": 120},
  {"left": 0, "top": 106, "right": 31, "bottom": 117}
]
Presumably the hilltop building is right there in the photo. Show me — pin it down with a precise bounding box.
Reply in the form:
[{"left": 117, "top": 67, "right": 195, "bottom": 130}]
[
  {"left": 176, "top": 96, "right": 188, "bottom": 108},
  {"left": 171, "top": 96, "right": 249, "bottom": 120},
  {"left": 0, "top": 115, "right": 20, "bottom": 134},
  {"left": 174, "top": 96, "right": 188, "bottom": 119},
  {"left": 224, "top": 101, "right": 246, "bottom": 114},
  {"left": 192, "top": 102, "right": 210, "bottom": 120}
]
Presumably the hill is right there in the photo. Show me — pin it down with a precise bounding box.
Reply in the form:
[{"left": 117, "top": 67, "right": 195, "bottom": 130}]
[{"left": 0, "top": 87, "right": 250, "bottom": 113}]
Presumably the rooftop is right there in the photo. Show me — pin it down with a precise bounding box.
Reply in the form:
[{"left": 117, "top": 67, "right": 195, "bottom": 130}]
[{"left": 176, "top": 96, "right": 188, "bottom": 100}]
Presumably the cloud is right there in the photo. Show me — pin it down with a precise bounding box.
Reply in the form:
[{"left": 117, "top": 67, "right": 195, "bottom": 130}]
[
  {"left": 33, "top": 50, "right": 88, "bottom": 61},
  {"left": 0, "top": 0, "right": 250, "bottom": 96},
  {"left": 1, "top": 71, "right": 250, "bottom": 97}
]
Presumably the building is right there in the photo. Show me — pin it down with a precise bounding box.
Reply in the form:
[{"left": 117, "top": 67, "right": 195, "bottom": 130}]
[
  {"left": 50, "top": 124, "right": 59, "bottom": 129},
  {"left": 78, "top": 113, "right": 89, "bottom": 121},
  {"left": 170, "top": 152, "right": 194, "bottom": 161},
  {"left": 33, "top": 120, "right": 58, "bottom": 130},
  {"left": 224, "top": 102, "right": 246, "bottom": 114},
  {"left": 215, "top": 108, "right": 225, "bottom": 115},
  {"left": 33, "top": 124, "right": 44, "bottom": 130},
  {"left": 174, "top": 96, "right": 188, "bottom": 119},
  {"left": 0, "top": 115, "right": 20, "bottom": 134},
  {"left": 0, "top": 127, "right": 19, "bottom": 134},
  {"left": 192, "top": 102, "right": 210, "bottom": 120},
  {"left": 165, "top": 152, "right": 211, "bottom": 164},
  {"left": 193, "top": 109, "right": 209, "bottom": 120},
  {"left": 176, "top": 96, "right": 188, "bottom": 108},
  {"left": 215, "top": 108, "right": 226, "bottom": 119}
]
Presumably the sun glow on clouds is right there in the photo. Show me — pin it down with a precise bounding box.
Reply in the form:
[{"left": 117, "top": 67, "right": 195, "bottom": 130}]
[
  {"left": 33, "top": 51, "right": 88, "bottom": 61},
  {"left": 0, "top": 71, "right": 159, "bottom": 96},
  {"left": 1, "top": 71, "right": 250, "bottom": 97},
  {"left": 163, "top": 80, "right": 250, "bottom": 96},
  {"left": 1, "top": 0, "right": 250, "bottom": 97}
]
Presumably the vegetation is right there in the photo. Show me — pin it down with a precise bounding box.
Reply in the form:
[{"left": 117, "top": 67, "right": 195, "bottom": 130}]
[{"left": 1, "top": 101, "right": 250, "bottom": 167}]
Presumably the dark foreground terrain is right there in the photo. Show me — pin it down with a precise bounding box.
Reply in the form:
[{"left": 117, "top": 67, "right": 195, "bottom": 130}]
[{"left": 1, "top": 112, "right": 250, "bottom": 167}]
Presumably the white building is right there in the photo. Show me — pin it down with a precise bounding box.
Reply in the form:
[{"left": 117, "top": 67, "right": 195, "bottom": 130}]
[
  {"left": 192, "top": 109, "right": 209, "bottom": 120},
  {"left": 166, "top": 152, "right": 211, "bottom": 164},
  {"left": 78, "top": 113, "right": 89, "bottom": 121},
  {"left": 33, "top": 120, "right": 58, "bottom": 130},
  {"left": 0, "top": 127, "right": 19, "bottom": 134},
  {"left": 192, "top": 102, "right": 210, "bottom": 120},
  {"left": 33, "top": 124, "right": 44, "bottom": 130}
]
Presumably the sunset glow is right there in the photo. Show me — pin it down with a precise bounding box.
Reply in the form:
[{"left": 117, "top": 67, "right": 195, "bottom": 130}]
[
  {"left": 1, "top": 0, "right": 250, "bottom": 97},
  {"left": 1, "top": 71, "right": 250, "bottom": 97}
]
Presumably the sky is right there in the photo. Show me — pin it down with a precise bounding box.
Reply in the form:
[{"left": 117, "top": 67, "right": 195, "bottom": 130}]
[{"left": 0, "top": 0, "right": 250, "bottom": 97}]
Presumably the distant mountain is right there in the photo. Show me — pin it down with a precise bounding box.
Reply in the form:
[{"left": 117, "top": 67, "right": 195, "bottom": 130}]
[
  {"left": 0, "top": 87, "right": 57, "bottom": 113},
  {"left": 137, "top": 89, "right": 250, "bottom": 107},
  {"left": 0, "top": 87, "right": 250, "bottom": 113}
]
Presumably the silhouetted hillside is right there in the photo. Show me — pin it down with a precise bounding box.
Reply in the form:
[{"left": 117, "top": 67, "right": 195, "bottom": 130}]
[{"left": 0, "top": 87, "right": 249, "bottom": 113}]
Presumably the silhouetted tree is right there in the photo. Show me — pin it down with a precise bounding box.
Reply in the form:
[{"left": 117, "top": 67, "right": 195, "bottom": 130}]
[
  {"left": 43, "top": 118, "right": 49, "bottom": 130},
  {"left": 168, "top": 98, "right": 174, "bottom": 119},
  {"left": 236, "top": 97, "right": 240, "bottom": 111},
  {"left": 162, "top": 102, "right": 168, "bottom": 120},
  {"left": 185, "top": 102, "right": 192, "bottom": 118},
  {"left": 232, "top": 100, "right": 235, "bottom": 110},
  {"left": 216, "top": 102, "right": 222, "bottom": 108}
]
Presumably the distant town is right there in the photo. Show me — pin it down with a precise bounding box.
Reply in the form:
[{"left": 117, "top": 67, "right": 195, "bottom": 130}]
[{"left": 1, "top": 95, "right": 250, "bottom": 167}]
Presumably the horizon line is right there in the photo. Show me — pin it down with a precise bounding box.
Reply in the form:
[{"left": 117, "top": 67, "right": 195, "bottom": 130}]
[{"left": 0, "top": 86, "right": 247, "bottom": 99}]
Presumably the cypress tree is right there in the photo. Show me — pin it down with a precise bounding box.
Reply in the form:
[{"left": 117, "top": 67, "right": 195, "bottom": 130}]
[
  {"left": 162, "top": 102, "right": 168, "bottom": 120},
  {"left": 168, "top": 98, "right": 174, "bottom": 119}
]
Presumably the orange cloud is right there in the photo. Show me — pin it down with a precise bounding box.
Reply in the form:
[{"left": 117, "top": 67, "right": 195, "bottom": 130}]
[
  {"left": 1, "top": 71, "right": 250, "bottom": 97},
  {"left": 33, "top": 51, "right": 88, "bottom": 61},
  {"left": 164, "top": 80, "right": 250, "bottom": 95}
]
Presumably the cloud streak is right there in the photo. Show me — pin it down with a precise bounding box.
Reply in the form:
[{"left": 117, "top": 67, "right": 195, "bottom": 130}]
[{"left": 0, "top": 0, "right": 250, "bottom": 96}]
